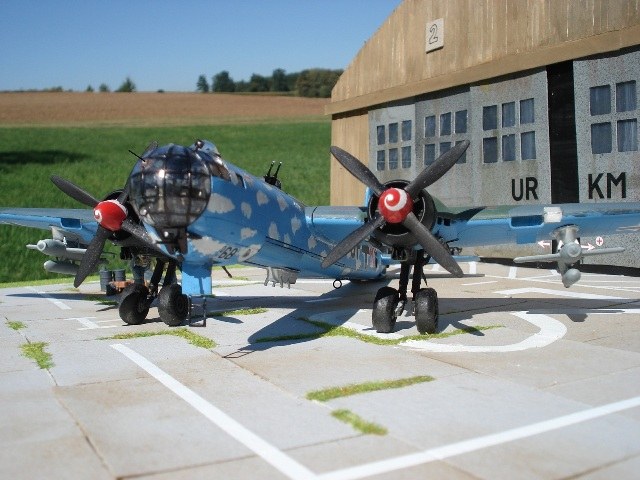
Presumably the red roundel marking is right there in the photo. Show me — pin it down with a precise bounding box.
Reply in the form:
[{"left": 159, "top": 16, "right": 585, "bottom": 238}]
[
  {"left": 378, "top": 188, "right": 413, "bottom": 224},
  {"left": 94, "top": 200, "right": 127, "bottom": 231}
]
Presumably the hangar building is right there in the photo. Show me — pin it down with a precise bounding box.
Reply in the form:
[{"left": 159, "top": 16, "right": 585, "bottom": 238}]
[{"left": 327, "top": 0, "right": 639, "bottom": 267}]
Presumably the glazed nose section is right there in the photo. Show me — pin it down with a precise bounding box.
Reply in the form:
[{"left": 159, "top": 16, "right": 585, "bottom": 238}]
[{"left": 129, "top": 145, "right": 211, "bottom": 229}]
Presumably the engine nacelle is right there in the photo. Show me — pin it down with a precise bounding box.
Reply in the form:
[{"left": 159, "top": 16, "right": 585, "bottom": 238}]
[{"left": 366, "top": 180, "right": 436, "bottom": 248}]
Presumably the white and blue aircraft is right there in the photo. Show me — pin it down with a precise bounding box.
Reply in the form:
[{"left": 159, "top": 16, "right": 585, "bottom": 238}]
[{"left": 2, "top": 139, "right": 640, "bottom": 333}]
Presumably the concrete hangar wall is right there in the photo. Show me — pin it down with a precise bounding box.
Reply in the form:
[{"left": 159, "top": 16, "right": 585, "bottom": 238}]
[{"left": 327, "top": 0, "right": 640, "bottom": 267}]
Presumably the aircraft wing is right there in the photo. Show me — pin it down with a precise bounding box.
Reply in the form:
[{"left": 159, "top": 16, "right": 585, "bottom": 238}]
[
  {"left": 442, "top": 202, "right": 640, "bottom": 247},
  {"left": 0, "top": 208, "right": 98, "bottom": 244}
]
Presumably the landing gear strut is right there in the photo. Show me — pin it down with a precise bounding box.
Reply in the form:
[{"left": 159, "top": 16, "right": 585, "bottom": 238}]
[
  {"left": 371, "top": 249, "right": 439, "bottom": 334},
  {"left": 118, "top": 260, "right": 185, "bottom": 326}
]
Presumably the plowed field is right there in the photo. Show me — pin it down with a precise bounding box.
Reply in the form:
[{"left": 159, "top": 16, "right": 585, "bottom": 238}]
[{"left": 0, "top": 92, "right": 329, "bottom": 126}]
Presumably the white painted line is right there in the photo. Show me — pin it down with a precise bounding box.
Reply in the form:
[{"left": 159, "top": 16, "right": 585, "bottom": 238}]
[
  {"left": 402, "top": 311, "right": 566, "bottom": 353},
  {"left": 508, "top": 266, "right": 518, "bottom": 279},
  {"left": 461, "top": 280, "right": 497, "bottom": 286},
  {"left": 496, "top": 287, "right": 625, "bottom": 300},
  {"left": 67, "top": 316, "right": 120, "bottom": 330},
  {"left": 26, "top": 286, "right": 71, "bottom": 310},
  {"left": 305, "top": 297, "right": 335, "bottom": 303},
  {"left": 318, "top": 395, "right": 640, "bottom": 480},
  {"left": 111, "top": 344, "right": 315, "bottom": 480}
]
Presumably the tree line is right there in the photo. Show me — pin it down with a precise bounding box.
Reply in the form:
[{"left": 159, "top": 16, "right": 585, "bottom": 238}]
[{"left": 196, "top": 68, "right": 343, "bottom": 98}]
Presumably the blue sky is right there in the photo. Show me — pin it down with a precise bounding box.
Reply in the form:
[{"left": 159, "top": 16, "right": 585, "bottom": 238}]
[{"left": 0, "top": 0, "right": 401, "bottom": 92}]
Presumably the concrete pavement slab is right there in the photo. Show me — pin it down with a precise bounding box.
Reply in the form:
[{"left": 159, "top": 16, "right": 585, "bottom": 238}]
[{"left": 1, "top": 261, "right": 639, "bottom": 479}]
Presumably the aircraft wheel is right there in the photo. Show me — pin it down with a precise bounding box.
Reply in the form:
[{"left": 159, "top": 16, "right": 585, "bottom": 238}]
[
  {"left": 158, "top": 284, "right": 189, "bottom": 327},
  {"left": 415, "top": 287, "right": 438, "bottom": 334},
  {"left": 119, "top": 284, "right": 150, "bottom": 325},
  {"left": 372, "top": 286, "right": 398, "bottom": 333}
]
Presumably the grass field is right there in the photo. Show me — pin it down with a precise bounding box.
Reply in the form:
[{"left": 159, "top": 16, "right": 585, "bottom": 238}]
[{"left": 0, "top": 93, "right": 332, "bottom": 283}]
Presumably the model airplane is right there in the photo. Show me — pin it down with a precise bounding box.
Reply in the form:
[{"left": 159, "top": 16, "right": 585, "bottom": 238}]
[{"left": 2, "top": 139, "right": 640, "bottom": 334}]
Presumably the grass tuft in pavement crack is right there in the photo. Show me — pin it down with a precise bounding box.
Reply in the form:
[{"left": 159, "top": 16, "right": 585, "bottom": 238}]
[
  {"left": 102, "top": 328, "right": 216, "bottom": 349},
  {"left": 331, "top": 409, "right": 387, "bottom": 435},
  {"left": 307, "top": 376, "right": 434, "bottom": 402},
  {"left": 7, "top": 320, "right": 26, "bottom": 331},
  {"left": 207, "top": 307, "right": 267, "bottom": 317},
  {"left": 21, "top": 342, "right": 53, "bottom": 369}
]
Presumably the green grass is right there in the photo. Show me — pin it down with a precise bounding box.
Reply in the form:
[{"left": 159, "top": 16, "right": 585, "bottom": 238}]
[
  {"left": 7, "top": 320, "right": 26, "bottom": 330},
  {"left": 102, "top": 328, "right": 216, "bottom": 349},
  {"left": 21, "top": 342, "right": 53, "bottom": 369},
  {"left": 0, "top": 121, "right": 330, "bottom": 283},
  {"left": 208, "top": 307, "right": 268, "bottom": 316},
  {"left": 331, "top": 410, "right": 387, "bottom": 436},
  {"left": 307, "top": 376, "right": 434, "bottom": 402},
  {"left": 255, "top": 318, "right": 502, "bottom": 345}
]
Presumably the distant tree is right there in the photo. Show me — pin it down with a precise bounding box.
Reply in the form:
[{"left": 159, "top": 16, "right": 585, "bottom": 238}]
[
  {"left": 286, "top": 72, "right": 300, "bottom": 92},
  {"left": 85, "top": 85, "right": 94, "bottom": 92},
  {"left": 234, "top": 80, "right": 249, "bottom": 92},
  {"left": 98, "top": 83, "right": 110, "bottom": 92},
  {"left": 296, "top": 69, "right": 342, "bottom": 97},
  {"left": 248, "top": 73, "right": 270, "bottom": 92},
  {"left": 196, "top": 74, "right": 209, "bottom": 93},
  {"left": 270, "top": 68, "right": 288, "bottom": 92},
  {"left": 116, "top": 77, "right": 136, "bottom": 92},
  {"left": 212, "top": 70, "right": 235, "bottom": 92}
]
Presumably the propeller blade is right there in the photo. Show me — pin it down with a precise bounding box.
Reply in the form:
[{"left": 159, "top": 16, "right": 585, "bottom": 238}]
[
  {"left": 321, "top": 215, "right": 386, "bottom": 269},
  {"left": 120, "top": 218, "right": 168, "bottom": 257},
  {"left": 330, "top": 146, "right": 386, "bottom": 197},
  {"left": 405, "top": 140, "right": 470, "bottom": 198},
  {"left": 74, "top": 226, "right": 111, "bottom": 287},
  {"left": 51, "top": 175, "right": 100, "bottom": 208},
  {"left": 402, "top": 212, "right": 463, "bottom": 277}
]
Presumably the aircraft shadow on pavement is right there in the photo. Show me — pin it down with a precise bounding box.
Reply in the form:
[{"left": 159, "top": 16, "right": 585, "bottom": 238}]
[{"left": 225, "top": 286, "right": 640, "bottom": 355}]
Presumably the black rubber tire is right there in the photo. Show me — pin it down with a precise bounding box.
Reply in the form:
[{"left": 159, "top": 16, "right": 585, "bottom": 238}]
[
  {"left": 158, "top": 284, "right": 189, "bottom": 327},
  {"left": 119, "top": 284, "right": 150, "bottom": 325},
  {"left": 415, "top": 287, "right": 438, "bottom": 334},
  {"left": 372, "top": 286, "right": 399, "bottom": 333}
]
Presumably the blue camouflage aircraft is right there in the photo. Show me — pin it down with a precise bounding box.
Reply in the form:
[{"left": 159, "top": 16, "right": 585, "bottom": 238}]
[{"left": 2, "top": 139, "right": 640, "bottom": 333}]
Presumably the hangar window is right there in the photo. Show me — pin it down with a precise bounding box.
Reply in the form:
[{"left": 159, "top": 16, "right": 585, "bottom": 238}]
[
  {"left": 616, "top": 81, "right": 637, "bottom": 112},
  {"left": 424, "top": 144, "right": 436, "bottom": 165},
  {"left": 388, "top": 123, "right": 399, "bottom": 143},
  {"left": 521, "top": 132, "right": 537, "bottom": 159},
  {"left": 502, "top": 102, "right": 516, "bottom": 128},
  {"left": 375, "top": 119, "right": 413, "bottom": 170},
  {"left": 483, "top": 105, "right": 498, "bottom": 130},
  {"left": 440, "top": 112, "right": 452, "bottom": 135},
  {"left": 618, "top": 119, "right": 637, "bottom": 152},
  {"left": 588, "top": 81, "right": 637, "bottom": 154},
  {"left": 424, "top": 115, "right": 436, "bottom": 136},
  {"left": 483, "top": 137, "right": 498, "bottom": 163},
  {"left": 376, "top": 150, "right": 386, "bottom": 171},
  {"left": 424, "top": 109, "right": 468, "bottom": 165},
  {"left": 402, "top": 146, "right": 412, "bottom": 168},
  {"left": 455, "top": 110, "right": 467, "bottom": 133},
  {"left": 520, "top": 99, "right": 535, "bottom": 124},
  {"left": 481, "top": 98, "right": 537, "bottom": 163},
  {"left": 402, "top": 120, "right": 412, "bottom": 141},
  {"left": 388, "top": 148, "right": 398, "bottom": 169},
  {"left": 502, "top": 134, "right": 516, "bottom": 161},
  {"left": 591, "top": 123, "right": 612, "bottom": 153},
  {"left": 590, "top": 85, "right": 611, "bottom": 115}
]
